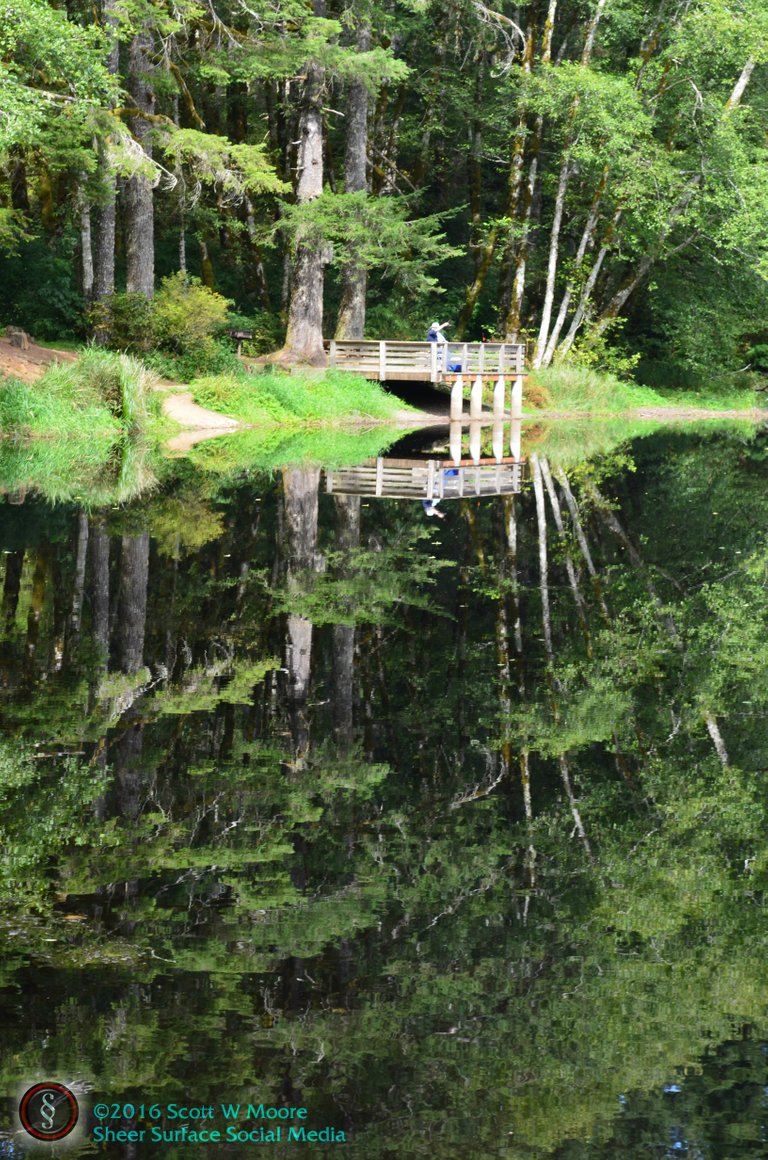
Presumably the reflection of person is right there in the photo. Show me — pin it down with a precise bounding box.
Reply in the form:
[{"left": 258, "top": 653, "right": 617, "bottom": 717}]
[{"left": 422, "top": 499, "right": 446, "bottom": 519}]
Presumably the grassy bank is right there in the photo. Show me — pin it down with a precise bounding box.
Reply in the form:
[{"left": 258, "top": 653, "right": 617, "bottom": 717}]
[
  {"left": 190, "top": 367, "right": 409, "bottom": 425},
  {"left": 0, "top": 350, "right": 170, "bottom": 504},
  {"left": 0, "top": 349, "right": 165, "bottom": 437},
  {"left": 531, "top": 364, "right": 760, "bottom": 412}
]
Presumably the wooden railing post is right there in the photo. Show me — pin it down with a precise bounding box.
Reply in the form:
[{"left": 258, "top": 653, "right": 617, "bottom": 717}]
[
  {"left": 469, "top": 420, "right": 482, "bottom": 464},
  {"left": 329, "top": 340, "right": 337, "bottom": 368},
  {"left": 379, "top": 341, "right": 386, "bottom": 381},
  {"left": 511, "top": 374, "right": 523, "bottom": 420},
  {"left": 430, "top": 342, "right": 438, "bottom": 382}
]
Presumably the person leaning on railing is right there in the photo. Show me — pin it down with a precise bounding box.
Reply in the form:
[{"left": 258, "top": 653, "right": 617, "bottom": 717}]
[{"left": 425, "top": 321, "right": 462, "bottom": 372}]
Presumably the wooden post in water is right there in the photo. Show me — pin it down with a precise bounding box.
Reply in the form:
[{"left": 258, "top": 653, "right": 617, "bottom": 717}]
[
  {"left": 492, "top": 420, "right": 504, "bottom": 463},
  {"left": 513, "top": 374, "right": 523, "bottom": 417},
  {"left": 450, "top": 376, "right": 464, "bottom": 421},
  {"left": 470, "top": 375, "right": 483, "bottom": 419},
  {"left": 510, "top": 415, "right": 522, "bottom": 460},
  {"left": 469, "top": 420, "right": 482, "bottom": 464},
  {"left": 449, "top": 421, "right": 462, "bottom": 465},
  {"left": 493, "top": 377, "right": 506, "bottom": 417}
]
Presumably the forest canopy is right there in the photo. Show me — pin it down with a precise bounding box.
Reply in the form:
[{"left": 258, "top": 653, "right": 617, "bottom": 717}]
[{"left": 1, "top": 0, "right": 768, "bottom": 381}]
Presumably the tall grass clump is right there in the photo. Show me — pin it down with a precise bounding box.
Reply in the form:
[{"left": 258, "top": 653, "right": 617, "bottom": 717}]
[
  {"left": 531, "top": 364, "right": 668, "bottom": 412},
  {"left": 0, "top": 350, "right": 161, "bottom": 438},
  {"left": 190, "top": 368, "right": 406, "bottom": 425}
]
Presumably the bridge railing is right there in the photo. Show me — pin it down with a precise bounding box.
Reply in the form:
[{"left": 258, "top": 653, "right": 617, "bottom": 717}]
[
  {"left": 326, "top": 457, "right": 527, "bottom": 500},
  {"left": 326, "top": 340, "right": 525, "bottom": 382}
]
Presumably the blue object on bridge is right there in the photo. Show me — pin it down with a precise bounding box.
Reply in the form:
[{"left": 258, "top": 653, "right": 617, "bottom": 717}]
[{"left": 447, "top": 362, "right": 463, "bottom": 372}]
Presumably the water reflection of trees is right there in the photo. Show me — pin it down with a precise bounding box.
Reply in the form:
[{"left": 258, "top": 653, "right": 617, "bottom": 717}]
[{"left": 0, "top": 430, "right": 767, "bottom": 1156}]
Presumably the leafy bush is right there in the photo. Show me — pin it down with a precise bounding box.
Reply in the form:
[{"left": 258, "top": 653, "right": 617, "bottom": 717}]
[
  {"left": 89, "top": 293, "right": 153, "bottom": 351},
  {"left": 91, "top": 274, "right": 237, "bottom": 379},
  {"left": 151, "top": 272, "right": 231, "bottom": 354}
]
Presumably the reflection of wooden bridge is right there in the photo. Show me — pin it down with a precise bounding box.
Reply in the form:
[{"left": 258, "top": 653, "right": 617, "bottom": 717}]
[
  {"left": 326, "top": 340, "right": 527, "bottom": 420},
  {"left": 326, "top": 418, "right": 527, "bottom": 501}
]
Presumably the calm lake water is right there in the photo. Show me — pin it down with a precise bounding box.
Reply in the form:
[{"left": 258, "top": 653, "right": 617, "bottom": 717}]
[{"left": 1, "top": 420, "right": 767, "bottom": 1158}]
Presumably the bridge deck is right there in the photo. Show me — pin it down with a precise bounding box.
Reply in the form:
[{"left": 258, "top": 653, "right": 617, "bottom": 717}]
[{"left": 326, "top": 340, "right": 525, "bottom": 384}]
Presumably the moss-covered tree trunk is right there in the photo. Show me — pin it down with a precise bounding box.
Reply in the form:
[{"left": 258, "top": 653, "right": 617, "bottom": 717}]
[
  {"left": 335, "top": 25, "right": 371, "bottom": 341},
  {"left": 124, "top": 28, "right": 155, "bottom": 299},
  {"left": 93, "top": 0, "right": 119, "bottom": 314},
  {"left": 281, "top": 1, "right": 327, "bottom": 365}
]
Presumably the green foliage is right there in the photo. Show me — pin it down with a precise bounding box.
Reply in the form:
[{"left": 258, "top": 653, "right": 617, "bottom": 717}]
[
  {"left": 0, "top": 237, "right": 85, "bottom": 338},
  {"left": 268, "top": 529, "right": 453, "bottom": 626},
  {"left": 151, "top": 272, "right": 231, "bottom": 353},
  {"left": 0, "top": 349, "right": 162, "bottom": 446},
  {"left": 88, "top": 292, "right": 154, "bottom": 351},
  {"left": 532, "top": 363, "right": 667, "bottom": 411},
  {"left": 278, "top": 191, "right": 462, "bottom": 295},
  {"left": 91, "top": 276, "right": 241, "bottom": 379},
  {"left": 162, "top": 129, "right": 288, "bottom": 199},
  {"left": 191, "top": 368, "right": 406, "bottom": 424},
  {"left": 0, "top": 0, "right": 114, "bottom": 151}
]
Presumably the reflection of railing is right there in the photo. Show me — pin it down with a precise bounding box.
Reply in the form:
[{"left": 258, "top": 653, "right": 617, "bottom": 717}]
[
  {"left": 326, "top": 457, "right": 527, "bottom": 500},
  {"left": 325, "top": 340, "right": 525, "bottom": 383}
]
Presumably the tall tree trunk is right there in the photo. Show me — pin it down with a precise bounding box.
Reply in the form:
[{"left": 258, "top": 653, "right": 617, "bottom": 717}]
[
  {"left": 124, "top": 28, "right": 156, "bottom": 298},
  {"left": 281, "top": 467, "right": 321, "bottom": 763},
  {"left": 332, "top": 495, "right": 361, "bottom": 746},
  {"left": 334, "top": 24, "right": 370, "bottom": 341},
  {"left": 499, "top": 2, "right": 556, "bottom": 341},
  {"left": 2, "top": 549, "right": 24, "bottom": 632},
  {"left": 118, "top": 533, "right": 150, "bottom": 675},
  {"left": 65, "top": 512, "right": 89, "bottom": 665},
  {"left": 90, "top": 520, "right": 110, "bottom": 658},
  {"left": 282, "top": 0, "right": 328, "bottom": 363},
  {"left": 93, "top": 0, "right": 119, "bottom": 313},
  {"left": 80, "top": 200, "right": 94, "bottom": 305}
]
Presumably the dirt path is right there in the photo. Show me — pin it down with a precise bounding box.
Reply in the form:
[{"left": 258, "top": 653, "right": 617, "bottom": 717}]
[
  {"left": 155, "top": 383, "right": 241, "bottom": 431},
  {"left": 0, "top": 336, "right": 77, "bottom": 382}
]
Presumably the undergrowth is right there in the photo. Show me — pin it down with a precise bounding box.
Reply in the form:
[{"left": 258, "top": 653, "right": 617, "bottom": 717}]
[
  {"left": 0, "top": 349, "right": 163, "bottom": 437},
  {"left": 190, "top": 368, "right": 407, "bottom": 425},
  {"left": 530, "top": 364, "right": 668, "bottom": 412},
  {"left": 532, "top": 363, "right": 762, "bottom": 412}
]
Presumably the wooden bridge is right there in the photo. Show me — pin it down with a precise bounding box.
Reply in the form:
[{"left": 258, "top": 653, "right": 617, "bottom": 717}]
[
  {"left": 326, "top": 418, "right": 527, "bottom": 501},
  {"left": 325, "top": 340, "right": 527, "bottom": 420}
]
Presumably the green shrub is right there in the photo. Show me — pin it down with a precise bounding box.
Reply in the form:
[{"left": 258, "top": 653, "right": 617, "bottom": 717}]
[
  {"left": 151, "top": 272, "right": 232, "bottom": 355},
  {"left": 145, "top": 341, "right": 240, "bottom": 383},
  {"left": 88, "top": 293, "right": 154, "bottom": 351},
  {"left": 91, "top": 275, "right": 236, "bottom": 379}
]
